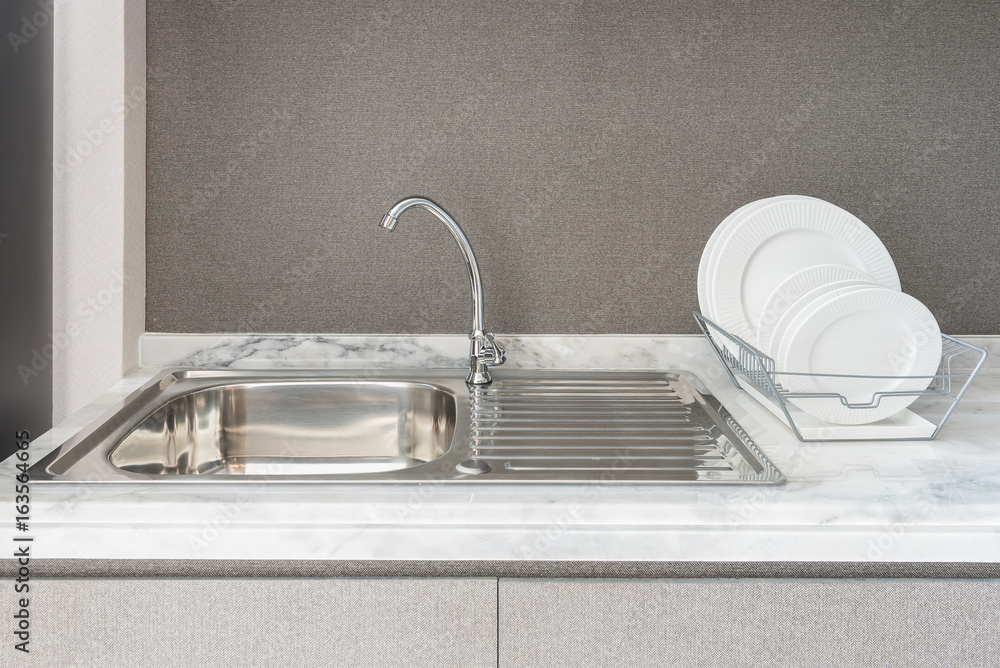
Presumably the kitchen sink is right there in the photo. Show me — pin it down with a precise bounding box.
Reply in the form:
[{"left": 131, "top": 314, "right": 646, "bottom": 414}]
[
  {"left": 110, "top": 381, "right": 456, "bottom": 475},
  {"left": 30, "top": 369, "right": 784, "bottom": 484}
]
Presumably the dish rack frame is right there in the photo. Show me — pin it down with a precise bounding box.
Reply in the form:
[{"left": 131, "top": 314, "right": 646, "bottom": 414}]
[{"left": 693, "top": 311, "right": 988, "bottom": 442}]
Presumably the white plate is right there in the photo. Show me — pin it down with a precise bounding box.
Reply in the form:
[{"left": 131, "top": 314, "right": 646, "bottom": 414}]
[
  {"left": 756, "top": 264, "right": 880, "bottom": 356},
  {"left": 709, "top": 198, "right": 901, "bottom": 345},
  {"left": 763, "top": 280, "right": 878, "bottom": 358},
  {"left": 697, "top": 195, "right": 813, "bottom": 321},
  {"left": 777, "top": 286, "right": 941, "bottom": 425},
  {"left": 697, "top": 202, "right": 755, "bottom": 320},
  {"left": 774, "top": 283, "right": 880, "bottom": 368}
]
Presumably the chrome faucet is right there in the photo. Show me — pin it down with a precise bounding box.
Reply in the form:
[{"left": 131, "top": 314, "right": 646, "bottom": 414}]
[{"left": 379, "top": 197, "right": 506, "bottom": 386}]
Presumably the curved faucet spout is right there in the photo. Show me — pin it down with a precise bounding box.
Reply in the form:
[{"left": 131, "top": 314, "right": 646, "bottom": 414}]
[
  {"left": 379, "top": 197, "right": 505, "bottom": 386},
  {"left": 380, "top": 197, "right": 485, "bottom": 335}
]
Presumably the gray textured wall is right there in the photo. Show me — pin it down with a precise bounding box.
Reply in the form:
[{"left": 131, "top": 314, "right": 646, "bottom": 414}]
[{"left": 146, "top": 0, "right": 1000, "bottom": 335}]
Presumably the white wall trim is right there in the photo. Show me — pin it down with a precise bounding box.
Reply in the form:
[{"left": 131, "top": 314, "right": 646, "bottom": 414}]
[{"left": 52, "top": 0, "right": 145, "bottom": 422}]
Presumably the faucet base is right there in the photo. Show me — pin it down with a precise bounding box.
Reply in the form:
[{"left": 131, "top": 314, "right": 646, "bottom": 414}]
[{"left": 466, "top": 368, "right": 493, "bottom": 387}]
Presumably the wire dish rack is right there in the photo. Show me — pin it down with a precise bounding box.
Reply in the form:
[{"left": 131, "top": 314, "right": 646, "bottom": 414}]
[{"left": 693, "top": 311, "right": 988, "bottom": 442}]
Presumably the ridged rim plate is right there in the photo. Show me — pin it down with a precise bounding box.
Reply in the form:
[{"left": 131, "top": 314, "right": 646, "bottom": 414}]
[
  {"left": 763, "top": 280, "right": 879, "bottom": 359},
  {"left": 710, "top": 198, "right": 901, "bottom": 345},
  {"left": 777, "top": 286, "right": 941, "bottom": 425},
  {"left": 697, "top": 195, "right": 814, "bottom": 320},
  {"left": 756, "top": 264, "right": 880, "bottom": 356}
]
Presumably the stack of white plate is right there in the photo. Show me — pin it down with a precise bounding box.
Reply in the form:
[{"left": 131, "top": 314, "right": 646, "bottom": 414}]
[{"left": 698, "top": 196, "right": 942, "bottom": 425}]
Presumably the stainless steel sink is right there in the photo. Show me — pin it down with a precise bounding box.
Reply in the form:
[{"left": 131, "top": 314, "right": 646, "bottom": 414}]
[
  {"left": 30, "top": 369, "right": 784, "bottom": 484},
  {"left": 110, "top": 381, "right": 456, "bottom": 475}
]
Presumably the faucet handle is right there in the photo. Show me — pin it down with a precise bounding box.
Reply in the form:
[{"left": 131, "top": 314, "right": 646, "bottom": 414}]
[
  {"left": 467, "top": 331, "right": 505, "bottom": 386},
  {"left": 474, "top": 331, "right": 505, "bottom": 367},
  {"left": 485, "top": 332, "right": 506, "bottom": 367}
]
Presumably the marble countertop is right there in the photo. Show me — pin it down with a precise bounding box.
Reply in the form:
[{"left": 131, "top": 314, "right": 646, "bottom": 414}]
[{"left": 3, "top": 334, "right": 998, "bottom": 565}]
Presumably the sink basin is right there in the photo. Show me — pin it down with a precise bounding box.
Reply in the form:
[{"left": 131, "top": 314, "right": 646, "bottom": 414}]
[
  {"left": 110, "top": 381, "right": 456, "bottom": 475},
  {"left": 30, "top": 369, "right": 784, "bottom": 484}
]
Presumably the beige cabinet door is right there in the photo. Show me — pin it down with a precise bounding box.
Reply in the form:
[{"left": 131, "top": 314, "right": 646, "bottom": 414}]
[
  {"left": 20, "top": 577, "right": 497, "bottom": 668},
  {"left": 499, "top": 579, "right": 1000, "bottom": 668}
]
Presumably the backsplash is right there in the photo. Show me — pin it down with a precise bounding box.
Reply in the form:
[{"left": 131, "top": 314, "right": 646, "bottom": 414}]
[{"left": 146, "top": 0, "right": 1000, "bottom": 335}]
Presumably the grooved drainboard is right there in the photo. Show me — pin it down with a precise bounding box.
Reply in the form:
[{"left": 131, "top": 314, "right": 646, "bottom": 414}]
[{"left": 468, "top": 374, "right": 783, "bottom": 483}]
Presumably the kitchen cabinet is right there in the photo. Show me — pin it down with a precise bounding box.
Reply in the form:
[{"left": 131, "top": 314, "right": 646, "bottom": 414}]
[
  {"left": 19, "top": 577, "right": 999, "bottom": 666},
  {"left": 18, "top": 578, "right": 497, "bottom": 667},
  {"left": 498, "top": 579, "right": 1000, "bottom": 667}
]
